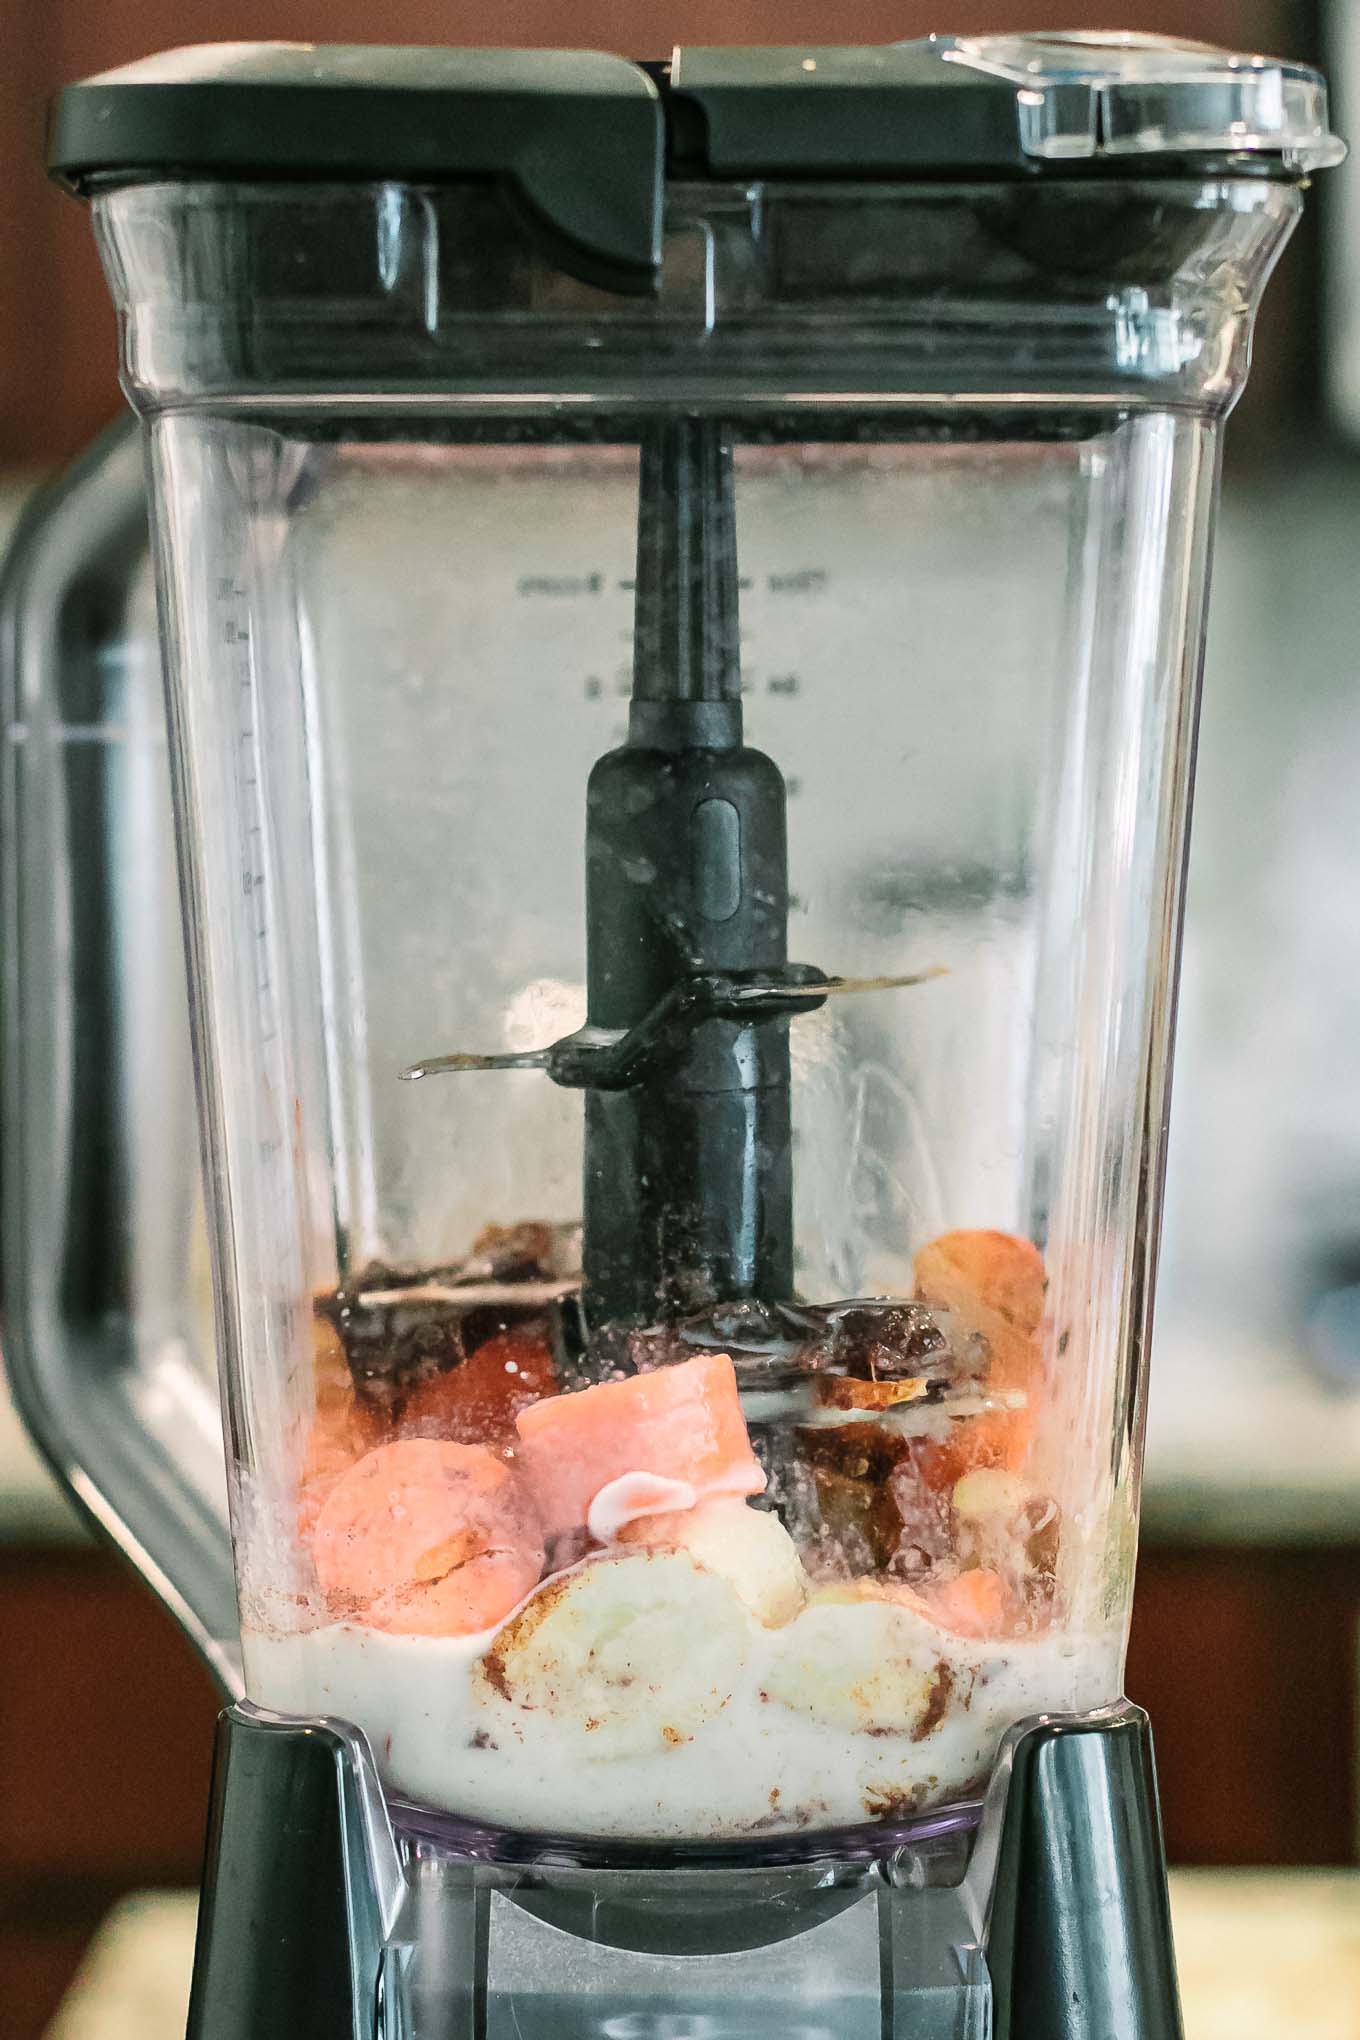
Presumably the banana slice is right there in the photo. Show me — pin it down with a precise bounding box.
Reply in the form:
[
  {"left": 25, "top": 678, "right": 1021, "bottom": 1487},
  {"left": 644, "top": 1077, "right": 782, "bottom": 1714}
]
[
  {"left": 766, "top": 1587, "right": 950, "bottom": 1736},
  {"left": 473, "top": 1549, "right": 749, "bottom": 1757},
  {"left": 952, "top": 1467, "right": 1060, "bottom": 1591},
  {"left": 951, "top": 1467, "right": 1033, "bottom": 1522},
  {"left": 620, "top": 1499, "right": 808, "bottom": 1627}
]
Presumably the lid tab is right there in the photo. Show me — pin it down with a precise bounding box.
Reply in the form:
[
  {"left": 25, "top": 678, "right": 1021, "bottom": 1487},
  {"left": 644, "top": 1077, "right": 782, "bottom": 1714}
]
[
  {"left": 950, "top": 31, "right": 1346, "bottom": 170},
  {"left": 47, "top": 43, "right": 664, "bottom": 294}
]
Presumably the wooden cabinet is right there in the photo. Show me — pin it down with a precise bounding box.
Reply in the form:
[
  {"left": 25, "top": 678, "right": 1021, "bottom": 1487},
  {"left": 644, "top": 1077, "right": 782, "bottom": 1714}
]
[
  {"left": 0, "top": 1549, "right": 219, "bottom": 2040},
  {"left": 1128, "top": 1548, "right": 1360, "bottom": 1867}
]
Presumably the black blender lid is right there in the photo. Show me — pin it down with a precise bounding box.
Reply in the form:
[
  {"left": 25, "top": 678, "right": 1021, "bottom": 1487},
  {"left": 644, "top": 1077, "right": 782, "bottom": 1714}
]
[
  {"left": 47, "top": 45, "right": 666, "bottom": 295},
  {"left": 48, "top": 33, "right": 1343, "bottom": 293}
]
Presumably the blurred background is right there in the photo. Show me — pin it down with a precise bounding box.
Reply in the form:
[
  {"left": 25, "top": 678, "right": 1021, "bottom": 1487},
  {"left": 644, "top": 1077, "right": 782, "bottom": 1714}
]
[{"left": 1, "top": 1, "right": 1359, "bottom": 2035}]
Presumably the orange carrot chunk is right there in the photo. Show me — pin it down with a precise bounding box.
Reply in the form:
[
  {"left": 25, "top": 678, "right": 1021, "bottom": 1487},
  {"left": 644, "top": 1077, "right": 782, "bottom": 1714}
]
[
  {"left": 925, "top": 1566, "right": 1012, "bottom": 1638},
  {"left": 298, "top": 1318, "right": 385, "bottom": 1538},
  {"left": 915, "top": 1230, "right": 1046, "bottom": 1337},
  {"left": 913, "top": 1230, "right": 1047, "bottom": 1487},
  {"left": 513, "top": 1351, "right": 764, "bottom": 1539},
  {"left": 311, "top": 1438, "right": 543, "bottom": 1636}
]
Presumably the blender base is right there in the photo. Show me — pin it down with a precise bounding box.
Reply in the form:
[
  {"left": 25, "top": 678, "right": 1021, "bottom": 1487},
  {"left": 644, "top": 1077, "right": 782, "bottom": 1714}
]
[{"left": 186, "top": 1700, "right": 1181, "bottom": 2040}]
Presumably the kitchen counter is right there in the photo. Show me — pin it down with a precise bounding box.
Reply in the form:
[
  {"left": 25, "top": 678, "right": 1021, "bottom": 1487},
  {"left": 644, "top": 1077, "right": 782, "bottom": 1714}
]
[
  {"left": 42, "top": 1873, "right": 1360, "bottom": 2039},
  {"left": 1172, "top": 1874, "right": 1360, "bottom": 2040}
]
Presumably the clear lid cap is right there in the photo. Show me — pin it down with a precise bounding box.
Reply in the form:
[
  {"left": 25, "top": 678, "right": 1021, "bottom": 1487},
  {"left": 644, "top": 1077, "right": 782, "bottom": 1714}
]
[{"left": 946, "top": 30, "right": 1345, "bottom": 172}]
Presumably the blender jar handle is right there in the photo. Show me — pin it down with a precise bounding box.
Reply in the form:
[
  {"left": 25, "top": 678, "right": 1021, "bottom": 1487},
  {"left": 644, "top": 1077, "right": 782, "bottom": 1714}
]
[{"left": 0, "top": 419, "right": 241, "bottom": 1695}]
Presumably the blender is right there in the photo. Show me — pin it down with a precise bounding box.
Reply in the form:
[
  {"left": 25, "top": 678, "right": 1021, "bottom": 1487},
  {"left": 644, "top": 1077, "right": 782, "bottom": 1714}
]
[{"left": 3, "top": 31, "right": 1342, "bottom": 2040}]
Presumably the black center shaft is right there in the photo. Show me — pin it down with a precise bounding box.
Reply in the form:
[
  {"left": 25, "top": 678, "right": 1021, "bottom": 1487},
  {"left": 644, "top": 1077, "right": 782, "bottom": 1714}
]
[{"left": 581, "top": 420, "right": 794, "bottom": 1332}]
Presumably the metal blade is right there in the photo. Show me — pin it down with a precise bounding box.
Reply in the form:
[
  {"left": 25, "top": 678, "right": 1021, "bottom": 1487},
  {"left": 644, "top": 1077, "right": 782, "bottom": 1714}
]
[
  {"left": 819, "top": 966, "right": 948, "bottom": 996},
  {"left": 400, "top": 1048, "right": 555, "bottom": 1082}
]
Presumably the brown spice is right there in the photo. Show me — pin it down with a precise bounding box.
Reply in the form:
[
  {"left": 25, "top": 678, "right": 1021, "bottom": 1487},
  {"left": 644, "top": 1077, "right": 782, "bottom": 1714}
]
[
  {"left": 476, "top": 1570, "right": 572, "bottom": 1704},
  {"left": 911, "top": 1662, "right": 954, "bottom": 1743},
  {"left": 862, "top": 1781, "right": 928, "bottom": 1820}
]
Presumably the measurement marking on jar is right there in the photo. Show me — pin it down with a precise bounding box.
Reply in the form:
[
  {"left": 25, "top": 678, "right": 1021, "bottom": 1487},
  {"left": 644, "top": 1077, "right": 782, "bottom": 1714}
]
[
  {"left": 517, "top": 571, "right": 605, "bottom": 597},
  {"left": 216, "top": 570, "right": 291, "bottom": 1191},
  {"left": 53, "top": 723, "right": 129, "bottom": 743},
  {"left": 767, "top": 568, "right": 827, "bottom": 594}
]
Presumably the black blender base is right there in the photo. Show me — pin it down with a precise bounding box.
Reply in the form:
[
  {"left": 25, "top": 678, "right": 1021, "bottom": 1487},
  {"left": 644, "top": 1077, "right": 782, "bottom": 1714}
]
[
  {"left": 981, "top": 1704, "right": 1183, "bottom": 2040},
  {"left": 186, "top": 1701, "right": 1182, "bottom": 2040}
]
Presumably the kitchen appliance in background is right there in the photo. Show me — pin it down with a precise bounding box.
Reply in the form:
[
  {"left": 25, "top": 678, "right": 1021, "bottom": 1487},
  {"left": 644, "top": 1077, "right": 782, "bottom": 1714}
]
[{"left": 3, "top": 34, "right": 1341, "bottom": 2040}]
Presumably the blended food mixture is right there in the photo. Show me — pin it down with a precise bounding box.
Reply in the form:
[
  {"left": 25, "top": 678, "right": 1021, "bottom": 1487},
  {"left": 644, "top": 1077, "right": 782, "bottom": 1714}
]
[
  {"left": 246, "top": 1559, "right": 1119, "bottom": 1837},
  {"left": 241, "top": 1227, "right": 1123, "bottom": 1838}
]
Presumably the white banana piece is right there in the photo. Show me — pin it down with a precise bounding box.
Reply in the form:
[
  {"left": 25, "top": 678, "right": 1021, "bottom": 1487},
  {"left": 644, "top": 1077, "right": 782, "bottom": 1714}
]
[
  {"left": 952, "top": 1467, "right": 1033, "bottom": 1521},
  {"left": 952, "top": 1466, "right": 1060, "bottom": 1590},
  {"left": 472, "top": 1549, "right": 749, "bottom": 1758},
  {"left": 765, "top": 1586, "right": 950, "bottom": 1735},
  {"left": 619, "top": 1499, "right": 808, "bottom": 1627}
]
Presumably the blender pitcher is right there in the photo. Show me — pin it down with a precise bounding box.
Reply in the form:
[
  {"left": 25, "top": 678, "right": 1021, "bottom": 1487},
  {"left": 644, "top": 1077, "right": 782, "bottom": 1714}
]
[{"left": 15, "top": 31, "right": 1342, "bottom": 2040}]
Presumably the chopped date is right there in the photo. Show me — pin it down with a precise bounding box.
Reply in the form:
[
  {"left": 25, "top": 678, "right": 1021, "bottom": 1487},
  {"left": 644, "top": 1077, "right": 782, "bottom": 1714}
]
[
  {"left": 316, "top": 1283, "right": 465, "bottom": 1408},
  {"left": 827, "top": 1302, "right": 950, "bottom": 1381},
  {"left": 317, "top": 1220, "right": 581, "bottom": 1407}
]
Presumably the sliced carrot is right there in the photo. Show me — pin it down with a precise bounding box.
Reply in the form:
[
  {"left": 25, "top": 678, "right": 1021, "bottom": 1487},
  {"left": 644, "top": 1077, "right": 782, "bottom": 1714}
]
[
  {"left": 514, "top": 1351, "right": 764, "bottom": 1539},
  {"left": 398, "top": 1333, "right": 557, "bottom": 1451},
  {"left": 301, "top": 1396, "right": 381, "bottom": 1489},
  {"left": 924, "top": 1567, "right": 1011, "bottom": 1638},
  {"left": 913, "top": 1403, "right": 1034, "bottom": 1493},
  {"left": 298, "top": 1317, "right": 385, "bottom": 1537},
  {"left": 311, "top": 1438, "right": 544, "bottom": 1637},
  {"left": 826, "top": 1568, "right": 1012, "bottom": 1640},
  {"left": 915, "top": 1231, "right": 1046, "bottom": 1336},
  {"left": 913, "top": 1230, "right": 1047, "bottom": 1487}
]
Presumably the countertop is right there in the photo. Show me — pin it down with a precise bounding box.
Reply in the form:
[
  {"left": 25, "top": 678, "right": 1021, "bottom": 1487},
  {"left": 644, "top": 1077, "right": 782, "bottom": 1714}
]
[{"left": 42, "top": 1874, "right": 1360, "bottom": 2039}]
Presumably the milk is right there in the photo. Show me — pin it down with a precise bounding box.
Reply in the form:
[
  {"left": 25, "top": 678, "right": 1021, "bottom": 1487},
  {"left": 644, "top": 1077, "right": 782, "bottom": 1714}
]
[{"left": 245, "top": 1578, "right": 1122, "bottom": 1840}]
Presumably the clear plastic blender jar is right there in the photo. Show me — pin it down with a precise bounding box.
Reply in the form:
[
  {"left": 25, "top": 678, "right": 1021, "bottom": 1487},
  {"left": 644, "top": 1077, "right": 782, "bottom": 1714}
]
[{"left": 40, "top": 34, "right": 1342, "bottom": 1852}]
